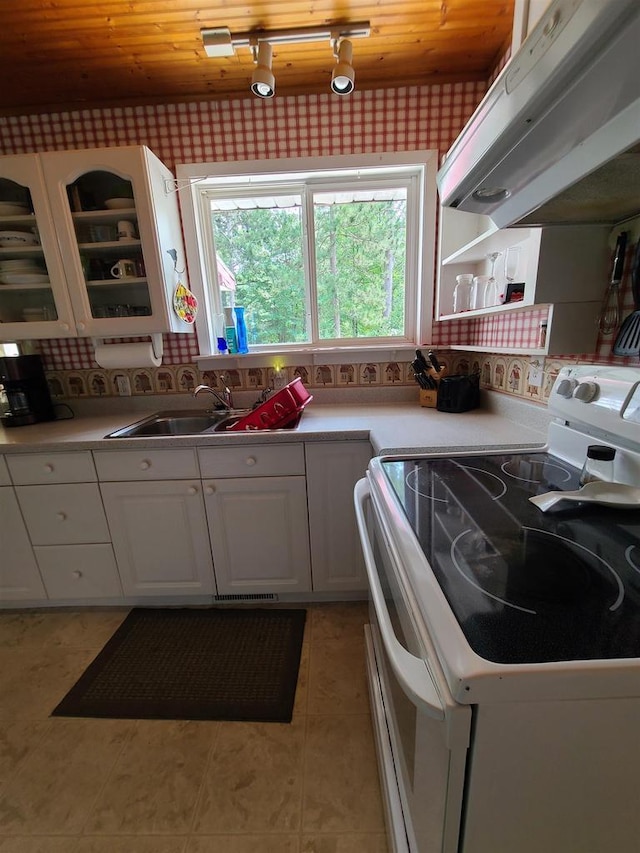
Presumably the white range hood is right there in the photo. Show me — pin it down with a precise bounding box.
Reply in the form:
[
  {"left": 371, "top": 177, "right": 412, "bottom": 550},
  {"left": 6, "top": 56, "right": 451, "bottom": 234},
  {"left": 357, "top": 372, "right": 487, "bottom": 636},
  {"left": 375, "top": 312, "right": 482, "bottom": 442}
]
[{"left": 437, "top": 0, "right": 640, "bottom": 228}]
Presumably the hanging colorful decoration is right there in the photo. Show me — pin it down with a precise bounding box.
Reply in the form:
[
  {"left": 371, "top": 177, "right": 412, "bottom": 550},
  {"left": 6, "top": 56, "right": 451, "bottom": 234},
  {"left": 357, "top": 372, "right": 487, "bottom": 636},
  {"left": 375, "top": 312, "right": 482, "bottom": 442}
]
[
  {"left": 173, "top": 280, "right": 198, "bottom": 324},
  {"left": 167, "top": 248, "right": 198, "bottom": 324}
]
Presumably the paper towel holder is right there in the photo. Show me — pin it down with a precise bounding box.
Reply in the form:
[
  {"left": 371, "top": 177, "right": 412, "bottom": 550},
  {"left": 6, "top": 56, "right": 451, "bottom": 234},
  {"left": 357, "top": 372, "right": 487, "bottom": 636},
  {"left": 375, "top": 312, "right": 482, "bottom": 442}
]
[{"left": 92, "top": 334, "right": 164, "bottom": 364}]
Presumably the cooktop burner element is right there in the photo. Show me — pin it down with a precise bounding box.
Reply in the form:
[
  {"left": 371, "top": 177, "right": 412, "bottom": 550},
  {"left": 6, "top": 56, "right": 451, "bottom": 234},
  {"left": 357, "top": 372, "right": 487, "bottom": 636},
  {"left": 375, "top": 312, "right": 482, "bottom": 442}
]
[
  {"left": 450, "top": 525, "right": 623, "bottom": 615},
  {"left": 500, "top": 456, "right": 572, "bottom": 484},
  {"left": 382, "top": 452, "right": 640, "bottom": 664}
]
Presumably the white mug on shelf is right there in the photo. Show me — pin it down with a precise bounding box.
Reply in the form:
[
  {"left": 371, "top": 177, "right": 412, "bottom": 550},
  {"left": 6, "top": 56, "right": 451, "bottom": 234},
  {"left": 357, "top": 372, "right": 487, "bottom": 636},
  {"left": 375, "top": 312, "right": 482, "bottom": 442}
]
[
  {"left": 110, "top": 259, "right": 137, "bottom": 279},
  {"left": 116, "top": 220, "right": 136, "bottom": 241}
]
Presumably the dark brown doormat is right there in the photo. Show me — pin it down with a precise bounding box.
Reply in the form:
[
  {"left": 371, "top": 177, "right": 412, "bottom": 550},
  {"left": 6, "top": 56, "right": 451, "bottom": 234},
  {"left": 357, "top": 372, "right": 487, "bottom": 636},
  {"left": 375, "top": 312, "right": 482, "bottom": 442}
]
[{"left": 51, "top": 607, "right": 306, "bottom": 723}]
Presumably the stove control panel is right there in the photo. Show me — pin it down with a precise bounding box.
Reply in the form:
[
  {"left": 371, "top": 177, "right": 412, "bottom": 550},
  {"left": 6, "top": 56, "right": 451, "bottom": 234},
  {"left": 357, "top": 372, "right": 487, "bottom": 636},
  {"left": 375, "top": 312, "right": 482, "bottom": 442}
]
[{"left": 550, "top": 366, "right": 640, "bottom": 444}]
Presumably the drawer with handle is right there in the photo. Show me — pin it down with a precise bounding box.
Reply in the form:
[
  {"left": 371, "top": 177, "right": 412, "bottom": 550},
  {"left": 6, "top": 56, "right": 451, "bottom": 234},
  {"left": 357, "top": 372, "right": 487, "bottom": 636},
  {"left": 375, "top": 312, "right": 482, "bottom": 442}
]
[
  {"left": 15, "top": 483, "right": 110, "bottom": 545},
  {"left": 93, "top": 448, "right": 199, "bottom": 481},
  {"left": 198, "top": 443, "right": 305, "bottom": 478},
  {"left": 6, "top": 451, "right": 97, "bottom": 484},
  {"left": 34, "top": 544, "right": 122, "bottom": 599}
]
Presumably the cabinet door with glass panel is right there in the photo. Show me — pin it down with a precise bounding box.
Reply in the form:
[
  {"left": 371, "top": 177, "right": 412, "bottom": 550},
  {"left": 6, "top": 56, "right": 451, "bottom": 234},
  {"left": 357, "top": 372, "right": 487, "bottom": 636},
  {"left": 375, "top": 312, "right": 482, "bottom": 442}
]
[
  {"left": 0, "top": 153, "right": 76, "bottom": 340},
  {"left": 40, "top": 145, "right": 193, "bottom": 337}
]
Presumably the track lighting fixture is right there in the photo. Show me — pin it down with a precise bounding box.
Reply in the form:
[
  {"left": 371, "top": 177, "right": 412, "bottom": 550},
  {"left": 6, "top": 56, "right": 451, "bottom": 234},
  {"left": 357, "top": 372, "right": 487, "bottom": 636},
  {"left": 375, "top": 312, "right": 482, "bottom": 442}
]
[
  {"left": 201, "top": 22, "right": 369, "bottom": 98},
  {"left": 331, "top": 39, "right": 355, "bottom": 95},
  {"left": 250, "top": 41, "right": 275, "bottom": 99}
]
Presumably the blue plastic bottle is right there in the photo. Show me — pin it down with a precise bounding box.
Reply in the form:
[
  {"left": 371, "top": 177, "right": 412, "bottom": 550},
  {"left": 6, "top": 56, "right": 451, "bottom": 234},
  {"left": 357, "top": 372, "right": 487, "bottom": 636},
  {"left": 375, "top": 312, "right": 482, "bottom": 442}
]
[{"left": 235, "top": 306, "right": 249, "bottom": 354}]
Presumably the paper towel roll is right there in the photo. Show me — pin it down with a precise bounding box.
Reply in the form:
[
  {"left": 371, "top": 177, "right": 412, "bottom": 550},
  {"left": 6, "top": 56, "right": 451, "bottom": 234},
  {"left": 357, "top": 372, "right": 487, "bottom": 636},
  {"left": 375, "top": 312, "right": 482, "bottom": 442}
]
[{"left": 94, "top": 342, "right": 162, "bottom": 369}]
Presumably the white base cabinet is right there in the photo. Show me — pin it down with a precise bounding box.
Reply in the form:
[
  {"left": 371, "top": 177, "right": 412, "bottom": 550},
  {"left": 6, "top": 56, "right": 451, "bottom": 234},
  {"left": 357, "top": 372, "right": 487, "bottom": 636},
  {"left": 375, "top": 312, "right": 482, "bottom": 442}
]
[
  {"left": 100, "top": 480, "right": 215, "bottom": 597},
  {"left": 203, "top": 475, "right": 311, "bottom": 595},
  {"left": 0, "top": 487, "right": 46, "bottom": 601},
  {"left": 305, "top": 441, "right": 372, "bottom": 593},
  {"left": 7, "top": 450, "right": 116, "bottom": 603},
  {"left": 198, "top": 443, "right": 311, "bottom": 596},
  {"left": 0, "top": 438, "right": 370, "bottom": 607}
]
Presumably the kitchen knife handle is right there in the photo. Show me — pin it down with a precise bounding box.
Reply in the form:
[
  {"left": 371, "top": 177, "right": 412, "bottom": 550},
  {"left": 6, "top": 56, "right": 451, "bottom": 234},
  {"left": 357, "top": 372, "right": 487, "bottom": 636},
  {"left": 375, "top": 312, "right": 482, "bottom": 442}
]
[
  {"left": 427, "top": 350, "right": 441, "bottom": 372},
  {"left": 415, "top": 349, "right": 430, "bottom": 370},
  {"left": 612, "top": 231, "right": 628, "bottom": 283}
]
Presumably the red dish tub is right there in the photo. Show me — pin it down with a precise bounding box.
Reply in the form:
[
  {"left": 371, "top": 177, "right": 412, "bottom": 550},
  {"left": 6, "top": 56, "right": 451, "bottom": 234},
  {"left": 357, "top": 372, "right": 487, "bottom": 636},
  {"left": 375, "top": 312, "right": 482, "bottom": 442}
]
[{"left": 223, "top": 377, "right": 313, "bottom": 431}]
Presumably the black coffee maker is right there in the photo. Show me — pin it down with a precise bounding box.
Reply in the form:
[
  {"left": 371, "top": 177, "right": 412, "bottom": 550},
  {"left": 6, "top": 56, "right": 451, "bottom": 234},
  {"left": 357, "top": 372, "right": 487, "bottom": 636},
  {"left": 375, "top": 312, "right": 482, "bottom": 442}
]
[{"left": 0, "top": 354, "right": 55, "bottom": 427}]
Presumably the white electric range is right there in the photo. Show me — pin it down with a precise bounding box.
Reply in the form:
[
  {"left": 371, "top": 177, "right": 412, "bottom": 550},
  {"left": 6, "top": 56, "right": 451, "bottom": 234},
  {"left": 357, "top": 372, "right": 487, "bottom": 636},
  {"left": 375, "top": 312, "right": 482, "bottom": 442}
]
[{"left": 355, "top": 365, "right": 640, "bottom": 853}]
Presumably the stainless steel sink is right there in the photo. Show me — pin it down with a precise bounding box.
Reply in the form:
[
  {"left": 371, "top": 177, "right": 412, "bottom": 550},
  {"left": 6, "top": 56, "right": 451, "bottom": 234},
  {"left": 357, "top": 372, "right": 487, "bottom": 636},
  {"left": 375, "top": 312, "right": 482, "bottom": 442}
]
[
  {"left": 105, "top": 409, "right": 250, "bottom": 438},
  {"left": 213, "top": 412, "right": 302, "bottom": 432}
]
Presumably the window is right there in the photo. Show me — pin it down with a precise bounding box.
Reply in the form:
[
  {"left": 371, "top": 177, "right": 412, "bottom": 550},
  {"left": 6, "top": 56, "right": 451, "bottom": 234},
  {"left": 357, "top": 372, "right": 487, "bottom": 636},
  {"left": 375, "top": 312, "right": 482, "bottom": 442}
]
[{"left": 178, "top": 153, "right": 437, "bottom": 357}]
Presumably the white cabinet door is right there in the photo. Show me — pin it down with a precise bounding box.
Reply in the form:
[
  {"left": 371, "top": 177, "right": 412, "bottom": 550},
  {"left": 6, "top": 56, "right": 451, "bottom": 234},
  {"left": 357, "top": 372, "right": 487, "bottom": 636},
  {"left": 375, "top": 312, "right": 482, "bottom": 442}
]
[
  {"left": 0, "top": 487, "right": 46, "bottom": 601},
  {"left": 39, "top": 145, "right": 193, "bottom": 338},
  {"left": 100, "top": 480, "right": 215, "bottom": 596},
  {"left": 203, "top": 476, "right": 311, "bottom": 595},
  {"left": 0, "top": 153, "right": 76, "bottom": 339},
  {"left": 305, "top": 441, "right": 372, "bottom": 593},
  {"left": 0, "top": 146, "right": 193, "bottom": 340}
]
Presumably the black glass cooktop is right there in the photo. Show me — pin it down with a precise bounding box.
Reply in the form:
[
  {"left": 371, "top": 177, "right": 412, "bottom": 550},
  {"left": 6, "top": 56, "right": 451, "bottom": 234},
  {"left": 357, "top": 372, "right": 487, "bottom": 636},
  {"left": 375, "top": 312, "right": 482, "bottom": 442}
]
[{"left": 381, "top": 453, "right": 640, "bottom": 664}]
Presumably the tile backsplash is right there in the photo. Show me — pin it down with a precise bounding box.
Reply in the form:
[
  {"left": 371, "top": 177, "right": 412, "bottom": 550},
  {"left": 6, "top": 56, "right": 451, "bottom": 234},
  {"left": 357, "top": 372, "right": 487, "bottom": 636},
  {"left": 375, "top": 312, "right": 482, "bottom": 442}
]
[{"left": 38, "top": 344, "right": 585, "bottom": 409}]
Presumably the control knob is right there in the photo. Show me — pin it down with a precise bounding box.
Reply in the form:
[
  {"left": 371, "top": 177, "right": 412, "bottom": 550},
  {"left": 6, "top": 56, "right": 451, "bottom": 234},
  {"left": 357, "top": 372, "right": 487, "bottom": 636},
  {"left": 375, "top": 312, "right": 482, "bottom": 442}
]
[
  {"left": 556, "top": 378, "right": 578, "bottom": 398},
  {"left": 573, "top": 381, "right": 599, "bottom": 403}
]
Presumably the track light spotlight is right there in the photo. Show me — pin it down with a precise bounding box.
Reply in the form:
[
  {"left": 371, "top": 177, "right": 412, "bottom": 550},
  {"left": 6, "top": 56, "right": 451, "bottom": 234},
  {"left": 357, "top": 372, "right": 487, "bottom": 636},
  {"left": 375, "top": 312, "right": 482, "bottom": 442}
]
[
  {"left": 202, "top": 23, "right": 369, "bottom": 98},
  {"left": 251, "top": 41, "right": 275, "bottom": 98},
  {"left": 331, "top": 39, "right": 355, "bottom": 95}
]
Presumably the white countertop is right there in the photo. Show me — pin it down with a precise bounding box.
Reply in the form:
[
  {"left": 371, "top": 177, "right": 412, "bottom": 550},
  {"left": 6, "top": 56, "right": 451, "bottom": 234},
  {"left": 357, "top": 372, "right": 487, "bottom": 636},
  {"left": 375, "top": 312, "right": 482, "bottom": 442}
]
[{"left": 0, "top": 394, "right": 550, "bottom": 456}]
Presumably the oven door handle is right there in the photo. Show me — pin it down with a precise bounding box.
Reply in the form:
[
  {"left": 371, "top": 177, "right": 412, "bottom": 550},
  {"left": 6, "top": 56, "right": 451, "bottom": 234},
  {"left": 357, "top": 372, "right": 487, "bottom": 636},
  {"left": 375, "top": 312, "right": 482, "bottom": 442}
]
[{"left": 355, "top": 478, "right": 445, "bottom": 721}]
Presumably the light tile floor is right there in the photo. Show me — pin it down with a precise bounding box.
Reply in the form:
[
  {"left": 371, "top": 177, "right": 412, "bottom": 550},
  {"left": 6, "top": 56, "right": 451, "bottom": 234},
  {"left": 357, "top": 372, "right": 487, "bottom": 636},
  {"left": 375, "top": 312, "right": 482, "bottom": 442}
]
[{"left": 0, "top": 603, "right": 389, "bottom": 853}]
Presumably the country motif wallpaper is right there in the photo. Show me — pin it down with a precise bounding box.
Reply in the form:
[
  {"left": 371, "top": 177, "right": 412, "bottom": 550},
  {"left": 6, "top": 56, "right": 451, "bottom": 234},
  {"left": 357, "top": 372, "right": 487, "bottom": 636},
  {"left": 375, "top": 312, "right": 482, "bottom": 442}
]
[{"left": 0, "top": 82, "right": 636, "bottom": 406}]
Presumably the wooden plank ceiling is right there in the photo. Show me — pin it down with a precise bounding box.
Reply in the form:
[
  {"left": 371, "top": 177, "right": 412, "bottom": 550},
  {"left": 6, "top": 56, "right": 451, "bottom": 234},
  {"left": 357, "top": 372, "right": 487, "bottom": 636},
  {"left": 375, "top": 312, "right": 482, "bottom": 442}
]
[{"left": 0, "top": 0, "right": 515, "bottom": 117}]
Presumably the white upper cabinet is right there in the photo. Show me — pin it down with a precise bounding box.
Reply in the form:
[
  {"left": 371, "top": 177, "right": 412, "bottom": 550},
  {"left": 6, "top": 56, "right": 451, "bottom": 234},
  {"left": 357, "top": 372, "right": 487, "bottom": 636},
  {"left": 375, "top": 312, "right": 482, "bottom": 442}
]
[
  {"left": 0, "top": 154, "right": 76, "bottom": 338},
  {"left": 0, "top": 145, "right": 194, "bottom": 340},
  {"left": 435, "top": 206, "right": 611, "bottom": 354}
]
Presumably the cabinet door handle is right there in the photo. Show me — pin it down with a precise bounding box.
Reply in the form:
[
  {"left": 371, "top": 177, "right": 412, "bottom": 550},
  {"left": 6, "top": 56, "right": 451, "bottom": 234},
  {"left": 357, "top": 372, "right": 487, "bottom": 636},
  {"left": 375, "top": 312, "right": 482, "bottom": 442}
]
[
  {"left": 139, "top": 460, "right": 151, "bottom": 470},
  {"left": 44, "top": 463, "right": 55, "bottom": 473},
  {"left": 77, "top": 322, "right": 85, "bottom": 332},
  {"left": 72, "top": 570, "right": 83, "bottom": 579},
  {"left": 188, "top": 485, "right": 198, "bottom": 495},
  {"left": 205, "top": 485, "right": 215, "bottom": 495},
  {"left": 56, "top": 511, "right": 67, "bottom": 521},
  {"left": 245, "top": 456, "right": 257, "bottom": 466}
]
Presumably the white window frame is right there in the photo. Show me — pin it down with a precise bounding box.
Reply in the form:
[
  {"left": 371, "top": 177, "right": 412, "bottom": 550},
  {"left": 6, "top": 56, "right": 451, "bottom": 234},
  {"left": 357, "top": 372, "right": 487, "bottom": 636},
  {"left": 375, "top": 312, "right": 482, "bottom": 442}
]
[{"left": 177, "top": 151, "right": 438, "bottom": 363}]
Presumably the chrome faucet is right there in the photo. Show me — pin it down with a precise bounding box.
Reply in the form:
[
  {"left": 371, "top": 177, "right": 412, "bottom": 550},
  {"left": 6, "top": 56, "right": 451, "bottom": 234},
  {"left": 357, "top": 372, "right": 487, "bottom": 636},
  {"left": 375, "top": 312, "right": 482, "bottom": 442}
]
[{"left": 193, "top": 383, "right": 234, "bottom": 410}]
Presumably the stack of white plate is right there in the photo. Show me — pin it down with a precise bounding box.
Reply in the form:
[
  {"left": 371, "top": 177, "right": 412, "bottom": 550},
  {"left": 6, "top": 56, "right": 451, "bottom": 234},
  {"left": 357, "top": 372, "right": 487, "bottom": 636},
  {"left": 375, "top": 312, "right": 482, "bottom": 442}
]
[
  {"left": 0, "top": 202, "right": 30, "bottom": 216},
  {"left": 0, "top": 258, "right": 49, "bottom": 286},
  {"left": 0, "top": 230, "right": 39, "bottom": 247}
]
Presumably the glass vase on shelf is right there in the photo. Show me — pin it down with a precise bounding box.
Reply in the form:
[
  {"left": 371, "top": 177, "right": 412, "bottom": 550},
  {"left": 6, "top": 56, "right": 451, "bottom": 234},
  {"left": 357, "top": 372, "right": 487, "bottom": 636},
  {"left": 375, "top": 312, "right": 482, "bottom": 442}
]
[
  {"left": 234, "top": 306, "right": 249, "bottom": 354},
  {"left": 453, "top": 274, "right": 473, "bottom": 313},
  {"left": 502, "top": 245, "right": 522, "bottom": 304},
  {"left": 472, "top": 276, "right": 489, "bottom": 310},
  {"left": 482, "top": 251, "right": 501, "bottom": 307}
]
